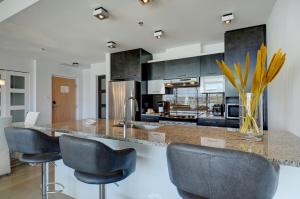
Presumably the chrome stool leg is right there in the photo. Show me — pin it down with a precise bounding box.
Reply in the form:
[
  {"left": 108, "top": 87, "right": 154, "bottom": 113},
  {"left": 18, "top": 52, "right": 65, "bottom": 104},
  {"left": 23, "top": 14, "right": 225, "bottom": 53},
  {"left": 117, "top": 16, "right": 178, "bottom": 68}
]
[
  {"left": 42, "top": 162, "right": 48, "bottom": 199},
  {"left": 99, "top": 184, "right": 106, "bottom": 199}
]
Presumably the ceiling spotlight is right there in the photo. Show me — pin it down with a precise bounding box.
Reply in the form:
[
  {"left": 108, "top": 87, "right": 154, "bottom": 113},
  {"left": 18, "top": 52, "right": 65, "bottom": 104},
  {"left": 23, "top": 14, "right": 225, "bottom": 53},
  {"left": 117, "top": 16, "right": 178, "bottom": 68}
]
[
  {"left": 139, "top": 0, "right": 151, "bottom": 5},
  {"left": 221, "top": 13, "right": 234, "bottom": 24},
  {"left": 106, "top": 41, "right": 117, "bottom": 49},
  {"left": 93, "top": 7, "right": 109, "bottom": 20},
  {"left": 154, "top": 30, "right": 164, "bottom": 39}
]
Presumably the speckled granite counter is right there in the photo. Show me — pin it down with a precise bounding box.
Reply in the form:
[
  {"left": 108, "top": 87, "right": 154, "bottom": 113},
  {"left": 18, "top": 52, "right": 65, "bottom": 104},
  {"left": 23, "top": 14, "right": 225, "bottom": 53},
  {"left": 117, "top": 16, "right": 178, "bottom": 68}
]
[{"left": 44, "top": 119, "right": 300, "bottom": 167}]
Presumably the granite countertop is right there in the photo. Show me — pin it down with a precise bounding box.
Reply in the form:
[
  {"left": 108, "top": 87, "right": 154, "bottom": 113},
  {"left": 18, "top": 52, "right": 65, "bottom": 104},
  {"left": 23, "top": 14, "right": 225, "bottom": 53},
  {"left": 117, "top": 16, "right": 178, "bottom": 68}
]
[{"left": 41, "top": 119, "right": 300, "bottom": 167}]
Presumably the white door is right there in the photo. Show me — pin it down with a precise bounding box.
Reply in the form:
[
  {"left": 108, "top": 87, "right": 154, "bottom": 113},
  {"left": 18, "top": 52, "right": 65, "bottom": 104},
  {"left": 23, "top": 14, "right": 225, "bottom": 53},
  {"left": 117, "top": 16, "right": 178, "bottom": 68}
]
[
  {"left": 0, "top": 71, "right": 6, "bottom": 117},
  {"left": 5, "top": 71, "right": 29, "bottom": 122}
]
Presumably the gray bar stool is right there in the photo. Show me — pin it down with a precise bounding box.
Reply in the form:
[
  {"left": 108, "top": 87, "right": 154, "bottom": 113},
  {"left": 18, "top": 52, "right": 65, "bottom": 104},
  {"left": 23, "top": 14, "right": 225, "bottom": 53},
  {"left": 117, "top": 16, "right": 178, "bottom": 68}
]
[
  {"left": 167, "top": 143, "right": 280, "bottom": 199},
  {"left": 59, "top": 135, "right": 137, "bottom": 199},
  {"left": 4, "top": 127, "right": 63, "bottom": 199}
]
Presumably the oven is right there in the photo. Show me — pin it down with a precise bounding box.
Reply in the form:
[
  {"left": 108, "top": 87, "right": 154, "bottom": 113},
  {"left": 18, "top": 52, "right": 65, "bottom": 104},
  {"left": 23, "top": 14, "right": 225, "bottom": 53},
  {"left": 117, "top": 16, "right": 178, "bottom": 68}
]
[{"left": 226, "top": 104, "right": 239, "bottom": 119}]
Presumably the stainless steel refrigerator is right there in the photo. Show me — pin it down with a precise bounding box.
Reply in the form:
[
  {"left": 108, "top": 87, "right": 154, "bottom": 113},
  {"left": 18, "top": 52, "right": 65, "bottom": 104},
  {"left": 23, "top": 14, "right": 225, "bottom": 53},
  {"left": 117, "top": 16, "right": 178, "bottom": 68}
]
[{"left": 109, "top": 81, "right": 140, "bottom": 124}]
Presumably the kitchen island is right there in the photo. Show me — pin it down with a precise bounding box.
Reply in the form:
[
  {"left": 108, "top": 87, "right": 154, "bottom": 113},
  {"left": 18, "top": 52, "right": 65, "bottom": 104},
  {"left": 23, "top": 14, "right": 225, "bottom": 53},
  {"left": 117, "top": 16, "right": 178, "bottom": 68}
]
[{"left": 46, "top": 119, "right": 300, "bottom": 199}]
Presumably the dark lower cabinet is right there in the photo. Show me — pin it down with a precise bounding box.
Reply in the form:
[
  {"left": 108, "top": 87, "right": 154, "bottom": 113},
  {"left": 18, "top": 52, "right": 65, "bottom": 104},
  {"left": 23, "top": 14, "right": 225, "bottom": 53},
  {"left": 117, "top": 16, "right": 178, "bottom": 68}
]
[
  {"left": 197, "top": 118, "right": 226, "bottom": 127},
  {"left": 225, "top": 119, "right": 240, "bottom": 128},
  {"left": 141, "top": 115, "right": 159, "bottom": 123}
]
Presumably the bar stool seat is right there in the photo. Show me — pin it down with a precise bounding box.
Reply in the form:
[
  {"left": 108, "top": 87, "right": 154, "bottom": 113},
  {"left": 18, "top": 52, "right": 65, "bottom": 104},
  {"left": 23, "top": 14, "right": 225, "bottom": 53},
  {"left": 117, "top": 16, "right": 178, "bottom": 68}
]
[
  {"left": 59, "top": 135, "right": 137, "bottom": 199},
  {"left": 74, "top": 170, "right": 125, "bottom": 184},
  {"left": 20, "top": 152, "right": 61, "bottom": 163}
]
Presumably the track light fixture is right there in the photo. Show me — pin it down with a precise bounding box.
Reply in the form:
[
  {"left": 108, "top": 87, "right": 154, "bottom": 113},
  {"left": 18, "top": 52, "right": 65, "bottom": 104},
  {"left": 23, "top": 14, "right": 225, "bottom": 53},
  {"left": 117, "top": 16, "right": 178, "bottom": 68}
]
[
  {"left": 154, "top": 30, "right": 164, "bottom": 39},
  {"left": 221, "top": 13, "right": 234, "bottom": 24},
  {"left": 139, "top": 0, "right": 151, "bottom": 5},
  {"left": 93, "top": 7, "right": 109, "bottom": 20},
  {"left": 106, "top": 41, "right": 117, "bottom": 49}
]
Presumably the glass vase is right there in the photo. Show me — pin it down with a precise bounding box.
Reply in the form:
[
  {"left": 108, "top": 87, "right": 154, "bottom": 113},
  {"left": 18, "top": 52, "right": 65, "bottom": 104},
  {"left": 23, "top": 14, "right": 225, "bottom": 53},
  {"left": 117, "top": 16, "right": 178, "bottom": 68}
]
[{"left": 239, "top": 93, "right": 263, "bottom": 141}]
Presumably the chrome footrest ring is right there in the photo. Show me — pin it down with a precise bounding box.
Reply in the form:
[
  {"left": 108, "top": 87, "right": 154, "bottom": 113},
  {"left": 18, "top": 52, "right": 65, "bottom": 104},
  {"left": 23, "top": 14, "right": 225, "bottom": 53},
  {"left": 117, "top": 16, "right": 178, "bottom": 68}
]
[{"left": 46, "top": 182, "right": 64, "bottom": 194}]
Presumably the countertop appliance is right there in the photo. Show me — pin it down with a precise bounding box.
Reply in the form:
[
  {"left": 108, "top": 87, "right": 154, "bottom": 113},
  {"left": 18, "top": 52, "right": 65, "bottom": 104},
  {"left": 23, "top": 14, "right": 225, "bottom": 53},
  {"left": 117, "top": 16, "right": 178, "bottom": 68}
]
[
  {"left": 212, "top": 104, "right": 224, "bottom": 116},
  {"left": 109, "top": 81, "right": 140, "bottom": 123},
  {"left": 226, "top": 103, "right": 239, "bottom": 119},
  {"left": 157, "top": 101, "right": 170, "bottom": 115}
]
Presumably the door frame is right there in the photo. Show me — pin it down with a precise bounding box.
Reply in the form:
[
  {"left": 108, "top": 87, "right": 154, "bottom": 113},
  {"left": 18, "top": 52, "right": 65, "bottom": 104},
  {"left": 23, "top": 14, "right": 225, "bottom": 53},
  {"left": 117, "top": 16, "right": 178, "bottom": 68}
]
[
  {"left": 96, "top": 75, "right": 106, "bottom": 119},
  {"left": 51, "top": 75, "right": 79, "bottom": 123}
]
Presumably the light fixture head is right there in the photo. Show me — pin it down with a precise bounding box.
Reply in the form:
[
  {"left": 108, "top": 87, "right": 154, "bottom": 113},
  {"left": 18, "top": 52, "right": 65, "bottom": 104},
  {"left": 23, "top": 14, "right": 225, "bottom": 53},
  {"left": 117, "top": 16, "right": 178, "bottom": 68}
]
[
  {"left": 106, "top": 41, "right": 117, "bottom": 49},
  {"left": 221, "top": 13, "right": 234, "bottom": 24},
  {"left": 0, "top": 79, "right": 5, "bottom": 86},
  {"left": 154, "top": 30, "right": 164, "bottom": 39},
  {"left": 93, "top": 7, "right": 109, "bottom": 20},
  {"left": 139, "top": 0, "right": 151, "bottom": 5}
]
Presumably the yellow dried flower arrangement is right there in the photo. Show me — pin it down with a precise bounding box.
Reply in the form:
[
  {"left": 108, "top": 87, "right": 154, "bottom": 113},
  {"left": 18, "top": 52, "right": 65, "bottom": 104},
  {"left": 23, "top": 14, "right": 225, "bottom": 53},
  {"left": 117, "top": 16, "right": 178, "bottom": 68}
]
[{"left": 217, "top": 44, "right": 286, "bottom": 137}]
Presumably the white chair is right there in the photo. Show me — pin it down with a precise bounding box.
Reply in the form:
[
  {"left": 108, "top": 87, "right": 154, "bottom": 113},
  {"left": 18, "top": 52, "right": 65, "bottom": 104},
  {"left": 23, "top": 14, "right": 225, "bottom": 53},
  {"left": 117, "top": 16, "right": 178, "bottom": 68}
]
[
  {"left": 0, "top": 117, "right": 12, "bottom": 176},
  {"left": 24, "top": 112, "right": 40, "bottom": 127}
]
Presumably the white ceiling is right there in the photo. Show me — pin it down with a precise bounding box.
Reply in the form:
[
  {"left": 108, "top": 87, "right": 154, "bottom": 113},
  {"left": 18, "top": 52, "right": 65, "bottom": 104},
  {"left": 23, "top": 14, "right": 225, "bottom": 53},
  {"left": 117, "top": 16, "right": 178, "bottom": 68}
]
[{"left": 0, "top": 0, "right": 276, "bottom": 65}]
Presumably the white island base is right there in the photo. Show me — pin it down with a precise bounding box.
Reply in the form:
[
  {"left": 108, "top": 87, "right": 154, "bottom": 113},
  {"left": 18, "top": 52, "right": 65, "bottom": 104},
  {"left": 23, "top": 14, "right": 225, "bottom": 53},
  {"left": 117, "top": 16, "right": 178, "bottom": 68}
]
[{"left": 54, "top": 136, "right": 300, "bottom": 199}]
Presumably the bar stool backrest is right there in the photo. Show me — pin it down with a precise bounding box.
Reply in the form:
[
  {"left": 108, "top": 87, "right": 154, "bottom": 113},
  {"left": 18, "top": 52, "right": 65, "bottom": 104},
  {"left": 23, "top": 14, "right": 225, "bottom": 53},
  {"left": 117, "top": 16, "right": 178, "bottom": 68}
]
[
  {"left": 167, "top": 143, "right": 280, "bottom": 199},
  {"left": 4, "top": 127, "right": 59, "bottom": 154},
  {"left": 59, "top": 135, "right": 123, "bottom": 175}
]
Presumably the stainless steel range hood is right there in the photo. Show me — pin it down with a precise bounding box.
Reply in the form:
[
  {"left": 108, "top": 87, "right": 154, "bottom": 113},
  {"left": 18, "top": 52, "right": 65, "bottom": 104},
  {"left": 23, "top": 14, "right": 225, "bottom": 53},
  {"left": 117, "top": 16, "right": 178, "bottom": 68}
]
[{"left": 164, "top": 78, "right": 199, "bottom": 88}]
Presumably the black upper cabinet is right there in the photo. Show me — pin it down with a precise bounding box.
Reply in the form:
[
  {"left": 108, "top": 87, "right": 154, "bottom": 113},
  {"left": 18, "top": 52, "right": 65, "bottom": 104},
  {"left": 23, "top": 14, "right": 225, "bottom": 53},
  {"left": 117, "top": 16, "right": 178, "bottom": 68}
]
[
  {"left": 224, "top": 25, "right": 267, "bottom": 130},
  {"left": 144, "top": 61, "right": 165, "bottom": 80},
  {"left": 165, "top": 57, "right": 200, "bottom": 79},
  {"left": 200, "top": 53, "right": 224, "bottom": 76},
  {"left": 111, "top": 49, "right": 152, "bottom": 81},
  {"left": 224, "top": 25, "right": 266, "bottom": 96},
  {"left": 111, "top": 52, "right": 125, "bottom": 80}
]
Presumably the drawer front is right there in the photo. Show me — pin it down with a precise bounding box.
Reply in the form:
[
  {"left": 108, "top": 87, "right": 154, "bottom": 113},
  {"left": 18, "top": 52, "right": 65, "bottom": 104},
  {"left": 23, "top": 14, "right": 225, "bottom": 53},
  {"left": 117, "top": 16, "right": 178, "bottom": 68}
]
[
  {"left": 198, "top": 119, "right": 226, "bottom": 127},
  {"left": 141, "top": 115, "right": 159, "bottom": 122}
]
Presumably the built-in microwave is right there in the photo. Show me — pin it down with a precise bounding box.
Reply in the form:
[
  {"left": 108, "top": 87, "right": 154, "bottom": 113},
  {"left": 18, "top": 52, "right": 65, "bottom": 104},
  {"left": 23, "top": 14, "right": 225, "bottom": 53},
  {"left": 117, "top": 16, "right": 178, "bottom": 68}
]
[{"left": 226, "top": 104, "right": 239, "bottom": 119}]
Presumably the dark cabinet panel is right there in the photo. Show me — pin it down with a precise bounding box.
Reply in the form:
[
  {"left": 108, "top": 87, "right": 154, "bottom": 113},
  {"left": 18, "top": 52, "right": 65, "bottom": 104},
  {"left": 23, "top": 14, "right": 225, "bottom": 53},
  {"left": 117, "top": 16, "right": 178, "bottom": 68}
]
[
  {"left": 111, "top": 49, "right": 152, "bottom": 81},
  {"left": 224, "top": 25, "right": 267, "bottom": 130},
  {"left": 225, "top": 119, "right": 240, "bottom": 128},
  {"left": 225, "top": 25, "right": 266, "bottom": 96},
  {"left": 197, "top": 118, "right": 226, "bottom": 127},
  {"left": 145, "top": 61, "right": 165, "bottom": 80},
  {"left": 111, "top": 52, "right": 125, "bottom": 80},
  {"left": 200, "top": 53, "right": 224, "bottom": 76},
  {"left": 141, "top": 115, "right": 159, "bottom": 123},
  {"left": 165, "top": 57, "right": 200, "bottom": 79}
]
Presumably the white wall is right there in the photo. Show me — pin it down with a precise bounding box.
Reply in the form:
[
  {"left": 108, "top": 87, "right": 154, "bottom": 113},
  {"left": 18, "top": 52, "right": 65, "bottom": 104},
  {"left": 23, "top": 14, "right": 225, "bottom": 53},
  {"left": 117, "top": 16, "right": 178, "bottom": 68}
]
[
  {"left": 82, "top": 53, "right": 110, "bottom": 119},
  {"left": 35, "top": 60, "right": 83, "bottom": 125},
  {"left": 82, "top": 62, "right": 106, "bottom": 119},
  {"left": 0, "top": 0, "right": 39, "bottom": 22},
  {"left": 267, "top": 0, "right": 300, "bottom": 136},
  {"left": 151, "top": 42, "right": 224, "bottom": 61}
]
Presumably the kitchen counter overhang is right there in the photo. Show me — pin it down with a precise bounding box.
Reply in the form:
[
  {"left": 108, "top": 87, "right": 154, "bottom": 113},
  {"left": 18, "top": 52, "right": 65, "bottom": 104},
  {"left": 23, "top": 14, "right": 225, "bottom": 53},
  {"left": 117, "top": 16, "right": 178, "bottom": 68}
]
[{"left": 46, "top": 119, "right": 300, "bottom": 167}]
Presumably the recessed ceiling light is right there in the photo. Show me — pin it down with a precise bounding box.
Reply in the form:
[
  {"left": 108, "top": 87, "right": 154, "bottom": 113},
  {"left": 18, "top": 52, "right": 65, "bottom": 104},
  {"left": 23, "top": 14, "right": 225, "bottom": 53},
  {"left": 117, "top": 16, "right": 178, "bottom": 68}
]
[
  {"left": 221, "top": 13, "right": 234, "bottom": 24},
  {"left": 139, "top": 0, "right": 151, "bottom": 5},
  {"left": 106, "top": 41, "right": 117, "bottom": 48},
  {"left": 93, "top": 7, "right": 109, "bottom": 20},
  {"left": 138, "top": 21, "right": 144, "bottom": 26},
  {"left": 154, "top": 30, "right": 164, "bottom": 39}
]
